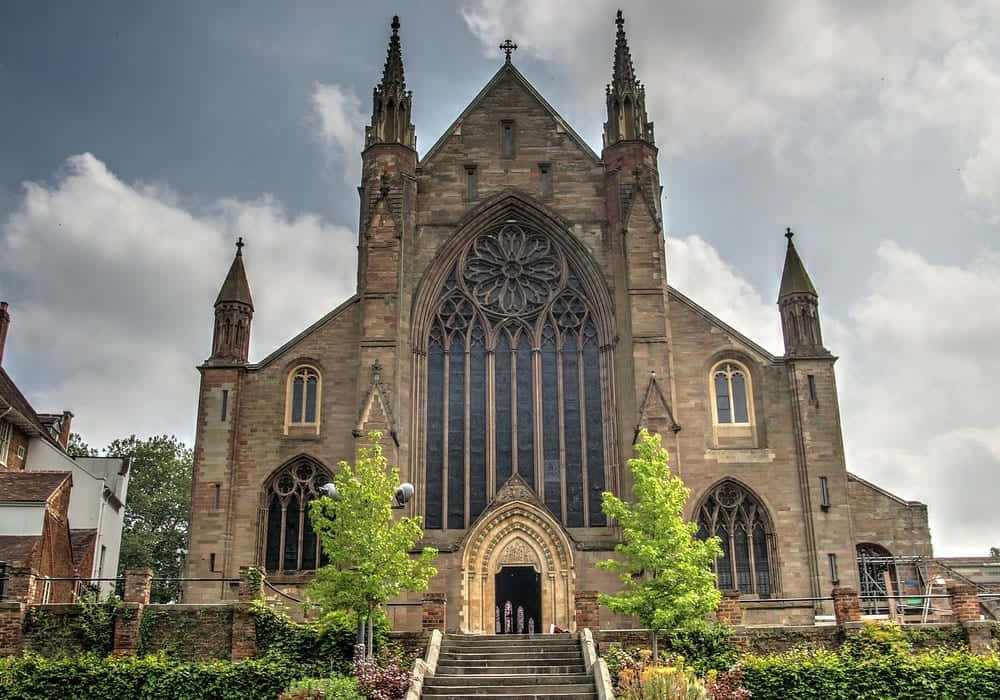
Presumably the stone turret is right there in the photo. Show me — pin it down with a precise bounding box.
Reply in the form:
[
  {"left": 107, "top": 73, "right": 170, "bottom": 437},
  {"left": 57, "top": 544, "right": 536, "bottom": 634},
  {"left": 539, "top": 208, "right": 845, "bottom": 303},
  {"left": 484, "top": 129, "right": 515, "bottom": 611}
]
[{"left": 210, "top": 238, "right": 253, "bottom": 364}]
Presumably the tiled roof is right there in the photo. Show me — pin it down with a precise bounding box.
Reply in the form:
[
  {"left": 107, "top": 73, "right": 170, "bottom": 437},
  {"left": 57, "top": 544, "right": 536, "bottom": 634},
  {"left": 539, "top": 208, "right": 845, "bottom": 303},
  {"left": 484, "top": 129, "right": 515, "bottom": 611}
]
[
  {"left": 0, "top": 368, "right": 49, "bottom": 438},
  {"left": 0, "top": 534, "right": 40, "bottom": 567},
  {"left": 0, "top": 471, "right": 71, "bottom": 503}
]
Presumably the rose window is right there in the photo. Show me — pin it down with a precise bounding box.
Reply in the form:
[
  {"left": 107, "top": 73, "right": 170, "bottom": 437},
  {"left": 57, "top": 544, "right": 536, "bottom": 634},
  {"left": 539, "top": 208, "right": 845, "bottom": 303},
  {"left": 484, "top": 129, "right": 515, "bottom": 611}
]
[{"left": 463, "top": 224, "right": 560, "bottom": 316}]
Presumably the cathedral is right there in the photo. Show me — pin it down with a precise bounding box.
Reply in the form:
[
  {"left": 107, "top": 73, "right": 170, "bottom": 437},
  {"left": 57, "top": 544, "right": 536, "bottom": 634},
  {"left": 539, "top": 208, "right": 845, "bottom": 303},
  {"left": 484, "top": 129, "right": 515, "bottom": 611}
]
[{"left": 183, "top": 13, "right": 932, "bottom": 631}]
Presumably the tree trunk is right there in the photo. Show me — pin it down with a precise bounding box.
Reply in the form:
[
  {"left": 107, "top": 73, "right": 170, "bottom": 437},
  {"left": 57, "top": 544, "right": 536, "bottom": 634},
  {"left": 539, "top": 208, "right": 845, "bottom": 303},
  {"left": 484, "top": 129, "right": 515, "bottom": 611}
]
[
  {"left": 651, "top": 628, "right": 659, "bottom": 664},
  {"left": 367, "top": 608, "right": 375, "bottom": 659}
]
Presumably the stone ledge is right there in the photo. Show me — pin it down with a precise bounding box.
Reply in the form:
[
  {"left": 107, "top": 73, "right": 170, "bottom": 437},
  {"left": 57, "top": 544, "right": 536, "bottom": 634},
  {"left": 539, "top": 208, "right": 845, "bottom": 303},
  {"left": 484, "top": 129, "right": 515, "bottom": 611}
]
[{"left": 704, "top": 448, "right": 776, "bottom": 463}]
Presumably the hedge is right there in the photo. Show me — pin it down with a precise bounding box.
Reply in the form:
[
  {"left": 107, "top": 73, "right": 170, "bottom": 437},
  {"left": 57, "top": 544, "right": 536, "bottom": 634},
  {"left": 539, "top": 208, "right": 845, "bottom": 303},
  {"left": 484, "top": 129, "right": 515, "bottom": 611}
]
[
  {"left": 741, "top": 648, "right": 1000, "bottom": 700},
  {"left": 0, "top": 653, "right": 316, "bottom": 700}
]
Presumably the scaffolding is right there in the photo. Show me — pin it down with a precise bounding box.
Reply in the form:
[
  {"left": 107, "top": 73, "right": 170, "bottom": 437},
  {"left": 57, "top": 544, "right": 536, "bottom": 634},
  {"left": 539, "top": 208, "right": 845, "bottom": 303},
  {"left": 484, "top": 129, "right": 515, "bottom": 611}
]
[{"left": 856, "top": 554, "right": 997, "bottom": 623}]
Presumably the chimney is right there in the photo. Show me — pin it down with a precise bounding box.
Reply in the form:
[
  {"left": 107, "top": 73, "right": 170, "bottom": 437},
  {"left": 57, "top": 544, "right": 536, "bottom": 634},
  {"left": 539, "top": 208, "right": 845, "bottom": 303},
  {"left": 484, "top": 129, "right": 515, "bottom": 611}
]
[
  {"left": 58, "top": 410, "right": 74, "bottom": 450},
  {"left": 0, "top": 302, "right": 9, "bottom": 366}
]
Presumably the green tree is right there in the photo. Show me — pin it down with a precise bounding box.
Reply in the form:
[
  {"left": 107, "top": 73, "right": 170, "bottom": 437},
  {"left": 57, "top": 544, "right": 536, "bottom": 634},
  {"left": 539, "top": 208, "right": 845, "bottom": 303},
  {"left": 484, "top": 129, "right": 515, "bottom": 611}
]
[
  {"left": 104, "top": 435, "right": 192, "bottom": 603},
  {"left": 599, "top": 429, "right": 723, "bottom": 659},
  {"left": 308, "top": 433, "right": 437, "bottom": 656},
  {"left": 66, "top": 432, "right": 98, "bottom": 457}
]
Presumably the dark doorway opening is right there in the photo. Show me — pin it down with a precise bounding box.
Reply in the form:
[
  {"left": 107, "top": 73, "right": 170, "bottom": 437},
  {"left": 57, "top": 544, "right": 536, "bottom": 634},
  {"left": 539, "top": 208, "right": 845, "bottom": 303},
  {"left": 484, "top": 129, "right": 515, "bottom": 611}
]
[{"left": 495, "top": 566, "right": 541, "bottom": 634}]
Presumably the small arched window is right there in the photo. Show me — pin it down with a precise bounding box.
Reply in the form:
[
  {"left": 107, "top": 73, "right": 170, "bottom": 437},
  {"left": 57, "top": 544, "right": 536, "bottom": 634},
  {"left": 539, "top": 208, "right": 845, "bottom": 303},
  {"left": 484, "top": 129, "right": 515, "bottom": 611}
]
[
  {"left": 712, "top": 362, "right": 750, "bottom": 425},
  {"left": 697, "top": 481, "right": 776, "bottom": 598},
  {"left": 285, "top": 365, "right": 321, "bottom": 434},
  {"left": 263, "top": 459, "right": 331, "bottom": 572}
]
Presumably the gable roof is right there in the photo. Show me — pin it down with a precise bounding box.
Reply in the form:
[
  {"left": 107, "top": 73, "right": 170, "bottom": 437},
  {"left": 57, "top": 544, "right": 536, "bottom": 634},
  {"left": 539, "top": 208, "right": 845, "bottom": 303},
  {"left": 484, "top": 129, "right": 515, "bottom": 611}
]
[
  {"left": 0, "top": 471, "right": 71, "bottom": 503},
  {"left": 420, "top": 62, "right": 601, "bottom": 166}
]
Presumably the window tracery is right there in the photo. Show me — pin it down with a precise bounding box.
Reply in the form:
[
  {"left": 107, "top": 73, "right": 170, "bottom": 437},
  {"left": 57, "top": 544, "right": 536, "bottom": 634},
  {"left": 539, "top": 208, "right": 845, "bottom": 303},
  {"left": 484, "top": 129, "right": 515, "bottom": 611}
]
[
  {"left": 697, "top": 480, "right": 776, "bottom": 598},
  {"left": 423, "top": 221, "right": 609, "bottom": 530},
  {"left": 263, "top": 459, "right": 331, "bottom": 572}
]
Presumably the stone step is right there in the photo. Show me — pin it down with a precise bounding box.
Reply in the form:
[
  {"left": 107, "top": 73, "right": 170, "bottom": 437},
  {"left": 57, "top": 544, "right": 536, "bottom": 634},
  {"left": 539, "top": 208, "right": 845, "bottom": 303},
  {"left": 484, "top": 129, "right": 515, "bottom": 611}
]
[
  {"left": 427, "top": 673, "right": 593, "bottom": 687},
  {"left": 435, "top": 663, "right": 587, "bottom": 674},
  {"left": 445, "top": 633, "right": 579, "bottom": 641},
  {"left": 422, "top": 694, "right": 597, "bottom": 700},
  {"left": 439, "top": 643, "right": 582, "bottom": 654},
  {"left": 437, "top": 651, "right": 583, "bottom": 663},
  {"left": 422, "top": 684, "right": 597, "bottom": 696}
]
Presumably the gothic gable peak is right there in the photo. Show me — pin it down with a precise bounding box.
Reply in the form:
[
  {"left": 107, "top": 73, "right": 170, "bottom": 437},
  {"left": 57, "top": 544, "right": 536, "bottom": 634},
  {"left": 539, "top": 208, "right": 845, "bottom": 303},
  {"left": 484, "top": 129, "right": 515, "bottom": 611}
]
[{"left": 420, "top": 62, "right": 600, "bottom": 166}]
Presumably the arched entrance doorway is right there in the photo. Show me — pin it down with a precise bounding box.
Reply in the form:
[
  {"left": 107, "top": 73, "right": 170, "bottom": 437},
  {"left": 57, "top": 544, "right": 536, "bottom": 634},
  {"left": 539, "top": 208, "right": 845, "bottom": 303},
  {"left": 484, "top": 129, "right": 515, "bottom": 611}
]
[{"left": 461, "top": 476, "right": 575, "bottom": 633}]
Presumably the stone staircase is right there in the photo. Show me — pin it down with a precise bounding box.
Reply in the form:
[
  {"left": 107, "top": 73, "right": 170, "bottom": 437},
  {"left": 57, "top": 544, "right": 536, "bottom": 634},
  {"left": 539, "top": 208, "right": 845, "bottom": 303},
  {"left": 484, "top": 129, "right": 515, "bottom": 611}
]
[{"left": 421, "top": 632, "right": 598, "bottom": 699}]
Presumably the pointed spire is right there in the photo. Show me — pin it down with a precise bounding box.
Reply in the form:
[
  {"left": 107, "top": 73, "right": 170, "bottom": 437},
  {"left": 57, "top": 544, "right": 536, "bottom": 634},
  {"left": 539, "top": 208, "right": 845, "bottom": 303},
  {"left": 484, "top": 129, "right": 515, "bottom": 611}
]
[
  {"left": 382, "top": 16, "right": 405, "bottom": 94},
  {"left": 366, "top": 15, "right": 416, "bottom": 150},
  {"left": 215, "top": 237, "right": 253, "bottom": 309},
  {"left": 603, "top": 10, "right": 654, "bottom": 147},
  {"left": 612, "top": 10, "right": 637, "bottom": 93},
  {"left": 778, "top": 228, "right": 818, "bottom": 300},
  {"left": 778, "top": 228, "right": 827, "bottom": 357}
]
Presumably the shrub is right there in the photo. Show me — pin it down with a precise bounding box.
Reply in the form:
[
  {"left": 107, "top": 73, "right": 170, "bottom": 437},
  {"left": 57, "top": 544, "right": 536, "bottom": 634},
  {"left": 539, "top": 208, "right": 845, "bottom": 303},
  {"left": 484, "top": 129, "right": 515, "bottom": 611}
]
[
  {"left": 352, "top": 645, "right": 411, "bottom": 700},
  {"left": 280, "top": 675, "right": 363, "bottom": 700},
  {"left": 741, "top": 647, "right": 1000, "bottom": 699},
  {"left": 0, "top": 653, "right": 312, "bottom": 700},
  {"left": 666, "top": 624, "right": 737, "bottom": 674},
  {"left": 840, "top": 621, "right": 911, "bottom": 660},
  {"left": 251, "top": 601, "right": 387, "bottom": 673}
]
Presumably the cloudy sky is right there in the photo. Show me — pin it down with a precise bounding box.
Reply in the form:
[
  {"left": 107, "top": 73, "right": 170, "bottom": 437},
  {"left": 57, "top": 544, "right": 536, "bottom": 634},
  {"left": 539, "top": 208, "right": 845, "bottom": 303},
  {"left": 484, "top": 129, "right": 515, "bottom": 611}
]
[{"left": 2, "top": 1, "right": 997, "bottom": 555}]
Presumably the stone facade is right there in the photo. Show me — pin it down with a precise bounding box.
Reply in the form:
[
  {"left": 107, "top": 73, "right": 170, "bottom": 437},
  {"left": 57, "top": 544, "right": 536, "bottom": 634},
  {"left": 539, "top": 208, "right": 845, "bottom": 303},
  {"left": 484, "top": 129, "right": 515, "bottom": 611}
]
[{"left": 182, "top": 13, "right": 932, "bottom": 631}]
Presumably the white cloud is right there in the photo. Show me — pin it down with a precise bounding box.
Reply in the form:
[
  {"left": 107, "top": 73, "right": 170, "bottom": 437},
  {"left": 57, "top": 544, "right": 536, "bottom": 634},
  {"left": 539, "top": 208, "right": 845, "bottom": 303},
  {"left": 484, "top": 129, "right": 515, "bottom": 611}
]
[
  {"left": 461, "top": 0, "right": 1000, "bottom": 208},
  {"left": 841, "top": 241, "right": 1000, "bottom": 555},
  {"left": 666, "top": 235, "right": 782, "bottom": 353},
  {"left": 309, "top": 82, "right": 365, "bottom": 183},
  {"left": 0, "top": 153, "right": 356, "bottom": 448}
]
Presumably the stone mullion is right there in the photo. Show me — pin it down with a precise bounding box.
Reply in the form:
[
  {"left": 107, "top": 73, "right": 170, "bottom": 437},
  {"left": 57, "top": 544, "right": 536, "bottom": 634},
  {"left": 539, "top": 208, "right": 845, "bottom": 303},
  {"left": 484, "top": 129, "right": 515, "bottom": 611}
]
[
  {"left": 442, "top": 342, "right": 450, "bottom": 532},
  {"left": 464, "top": 345, "right": 471, "bottom": 529},
  {"left": 600, "top": 346, "right": 620, "bottom": 499},
  {"left": 296, "top": 499, "right": 306, "bottom": 570},
  {"left": 511, "top": 342, "right": 519, "bottom": 479},
  {"left": 486, "top": 349, "right": 496, "bottom": 501},
  {"left": 577, "top": 341, "right": 589, "bottom": 527},
  {"left": 412, "top": 351, "right": 425, "bottom": 520},
  {"left": 556, "top": 335, "right": 568, "bottom": 526},
  {"left": 532, "top": 347, "right": 543, "bottom": 495},
  {"left": 278, "top": 502, "right": 287, "bottom": 572}
]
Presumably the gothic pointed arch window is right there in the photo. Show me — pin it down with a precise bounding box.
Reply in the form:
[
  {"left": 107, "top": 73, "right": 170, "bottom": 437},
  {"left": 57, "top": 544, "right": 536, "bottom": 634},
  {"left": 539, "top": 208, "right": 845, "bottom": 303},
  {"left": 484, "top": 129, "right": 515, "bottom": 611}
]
[
  {"left": 285, "top": 365, "right": 321, "bottom": 435},
  {"left": 263, "top": 458, "right": 332, "bottom": 572},
  {"left": 697, "top": 480, "right": 777, "bottom": 598},
  {"left": 422, "top": 220, "right": 612, "bottom": 530}
]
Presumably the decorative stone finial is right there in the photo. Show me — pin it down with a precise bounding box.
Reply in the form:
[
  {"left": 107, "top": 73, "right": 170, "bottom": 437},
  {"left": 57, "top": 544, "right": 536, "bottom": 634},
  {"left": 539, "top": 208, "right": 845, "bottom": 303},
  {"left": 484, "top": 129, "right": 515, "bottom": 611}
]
[
  {"left": 785, "top": 227, "right": 794, "bottom": 242},
  {"left": 236, "top": 236, "right": 244, "bottom": 253}
]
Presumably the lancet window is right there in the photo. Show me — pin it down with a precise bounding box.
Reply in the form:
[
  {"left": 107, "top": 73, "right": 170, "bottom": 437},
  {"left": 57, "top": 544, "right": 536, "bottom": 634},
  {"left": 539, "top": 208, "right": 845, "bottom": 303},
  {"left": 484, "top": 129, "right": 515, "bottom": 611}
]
[
  {"left": 697, "top": 481, "right": 777, "bottom": 598},
  {"left": 263, "top": 459, "right": 331, "bottom": 572},
  {"left": 423, "top": 221, "right": 610, "bottom": 530}
]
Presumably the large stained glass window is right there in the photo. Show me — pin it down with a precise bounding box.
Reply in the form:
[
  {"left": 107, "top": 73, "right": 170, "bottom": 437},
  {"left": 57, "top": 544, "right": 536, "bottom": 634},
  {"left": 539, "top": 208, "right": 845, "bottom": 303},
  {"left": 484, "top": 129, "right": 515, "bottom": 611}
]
[
  {"left": 424, "top": 221, "right": 610, "bottom": 529},
  {"left": 263, "top": 459, "right": 332, "bottom": 572}
]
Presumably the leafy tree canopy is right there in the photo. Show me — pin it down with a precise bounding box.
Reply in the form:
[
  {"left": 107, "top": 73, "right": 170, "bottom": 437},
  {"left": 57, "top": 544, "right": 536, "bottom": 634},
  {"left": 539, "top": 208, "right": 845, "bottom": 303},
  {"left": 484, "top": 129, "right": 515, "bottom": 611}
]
[
  {"left": 599, "top": 429, "right": 722, "bottom": 641},
  {"left": 308, "top": 433, "right": 437, "bottom": 626},
  {"left": 68, "top": 433, "right": 192, "bottom": 603}
]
